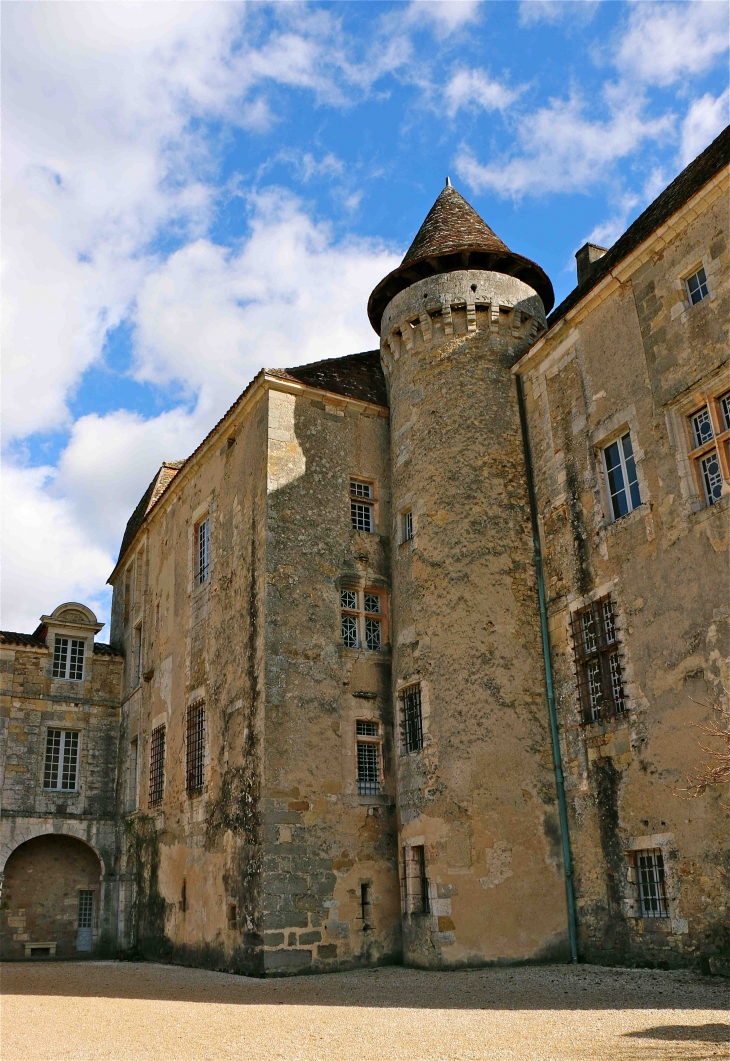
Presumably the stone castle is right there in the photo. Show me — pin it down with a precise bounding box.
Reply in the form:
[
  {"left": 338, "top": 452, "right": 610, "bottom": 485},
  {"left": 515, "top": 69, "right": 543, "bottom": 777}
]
[{"left": 1, "top": 127, "right": 728, "bottom": 975}]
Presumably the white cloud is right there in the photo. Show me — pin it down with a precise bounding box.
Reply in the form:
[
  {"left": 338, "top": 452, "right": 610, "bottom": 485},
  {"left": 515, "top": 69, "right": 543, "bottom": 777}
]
[
  {"left": 1, "top": 463, "right": 114, "bottom": 633},
  {"left": 410, "top": 1, "right": 482, "bottom": 34},
  {"left": 444, "top": 69, "right": 521, "bottom": 116},
  {"left": 455, "top": 90, "right": 673, "bottom": 197},
  {"left": 679, "top": 88, "right": 730, "bottom": 166},
  {"left": 519, "top": 1, "right": 600, "bottom": 27},
  {"left": 615, "top": 2, "right": 729, "bottom": 87}
]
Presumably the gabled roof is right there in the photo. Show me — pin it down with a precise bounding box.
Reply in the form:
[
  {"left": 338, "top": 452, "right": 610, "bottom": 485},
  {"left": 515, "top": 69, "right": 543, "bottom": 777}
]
[
  {"left": 547, "top": 124, "right": 730, "bottom": 329},
  {"left": 368, "top": 182, "right": 554, "bottom": 332},
  {"left": 111, "top": 350, "right": 389, "bottom": 577},
  {"left": 271, "top": 350, "right": 387, "bottom": 407},
  {"left": 115, "top": 461, "right": 185, "bottom": 569}
]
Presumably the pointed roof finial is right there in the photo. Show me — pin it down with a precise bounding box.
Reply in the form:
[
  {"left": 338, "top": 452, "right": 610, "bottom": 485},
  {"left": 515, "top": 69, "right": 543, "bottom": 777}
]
[{"left": 445, "top": 176, "right": 452, "bottom": 187}]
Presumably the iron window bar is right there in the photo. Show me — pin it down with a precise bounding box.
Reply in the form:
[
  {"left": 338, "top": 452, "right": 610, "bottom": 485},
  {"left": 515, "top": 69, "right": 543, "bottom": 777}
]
[
  {"left": 196, "top": 518, "right": 210, "bottom": 585},
  {"left": 350, "top": 479, "right": 374, "bottom": 532},
  {"left": 148, "top": 725, "right": 166, "bottom": 806},
  {"left": 357, "top": 735, "right": 380, "bottom": 796},
  {"left": 571, "top": 596, "right": 626, "bottom": 724},
  {"left": 635, "top": 849, "right": 670, "bottom": 918},
  {"left": 186, "top": 701, "right": 206, "bottom": 794},
  {"left": 401, "top": 683, "right": 423, "bottom": 752}
]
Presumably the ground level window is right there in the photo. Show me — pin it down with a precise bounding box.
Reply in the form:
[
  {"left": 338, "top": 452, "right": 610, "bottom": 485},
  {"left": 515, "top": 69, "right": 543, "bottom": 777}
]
[
  {"left": 633, "top": 849, "right": 669, "bottom": 919},
  {"left": 356, "top": 720, "right": 381, "bottom": 796},
  {"left": 186, "top": 701, "right": 205, "bottom": 794},
  {"left": 571, "top": 596, "right": 625, "bottom": 723},
  {"left": 43, "top": 729, "right": 79, "bottom": 790},
  {"left": 76, "top": 890, "right": 94, "bottom": 952}
]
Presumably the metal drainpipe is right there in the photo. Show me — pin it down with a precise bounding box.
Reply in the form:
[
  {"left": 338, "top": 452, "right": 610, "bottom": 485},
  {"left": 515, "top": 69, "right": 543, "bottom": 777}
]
[{"left": 516, "top": 373, "right": 579, "bottom": 964}]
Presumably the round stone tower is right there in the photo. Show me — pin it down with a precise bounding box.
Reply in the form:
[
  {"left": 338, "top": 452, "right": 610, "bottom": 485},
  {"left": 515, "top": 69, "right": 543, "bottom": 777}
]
[{"left": 368, "top": 182, "right": 569, "bottom": 968}]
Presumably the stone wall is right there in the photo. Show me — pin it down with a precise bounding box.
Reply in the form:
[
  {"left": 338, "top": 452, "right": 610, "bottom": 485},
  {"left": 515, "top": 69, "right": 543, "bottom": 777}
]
[{"left": 516, "top": 173, "right": 729, "bottom": 969}]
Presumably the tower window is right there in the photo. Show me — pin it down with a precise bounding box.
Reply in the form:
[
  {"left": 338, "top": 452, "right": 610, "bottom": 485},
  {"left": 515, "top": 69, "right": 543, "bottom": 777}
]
[
  {"left": 356, "top": 719, "right": 382, "bottom": 796},
  {"left": 186, "top": 701, "right": 206, "bottom": 794},
  {"left": 340, "top": 588, "right": 387, "bottom": 650},
  {"left": 571, "top": 596, "right": 625, "bottom": 723},
  {"left": 685, "top": 266, "right": 708, "bottom": 305},
  {"left": 401, "top": 683, "right": 423, "bottom": 753},
  {"left": 403, "top": 845, "right": 429, "bottom": 915},
  {"left": 632, "top": 849, "right": 670, "bottom": 918},
  {"left": 359, "top": 882, "right": 372, "bottom": 928},
  {"left": 43, "top": 729, "right": 79, "bottom": 790},
  {"left": 195, "top": 517, "right": 210, "bottom": 585},
  {"left": 601, "top": 432, "right": 641, "bottom": 521},
  {"left": 148, "top": 725, "right": 166, "bottom": 807},
  {"left": 401, "top": 510, "right": 413, "bottom": 544},
  {"left": 350, "top": 479, "right": 375, "bottom": 532},
  {"left": 52, "top": 636, "right": 85, "bottom": 681}
]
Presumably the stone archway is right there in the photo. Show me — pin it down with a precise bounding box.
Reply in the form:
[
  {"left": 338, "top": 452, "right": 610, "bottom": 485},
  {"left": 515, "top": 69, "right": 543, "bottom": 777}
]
[{"left": 0, "top": 834, "right": 104, "bottom": 958}]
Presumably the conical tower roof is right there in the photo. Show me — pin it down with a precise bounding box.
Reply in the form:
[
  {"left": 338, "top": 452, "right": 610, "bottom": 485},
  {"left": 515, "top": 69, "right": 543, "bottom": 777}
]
[{"left": 368, "top": 181, "right": 554, "bottom": 333}]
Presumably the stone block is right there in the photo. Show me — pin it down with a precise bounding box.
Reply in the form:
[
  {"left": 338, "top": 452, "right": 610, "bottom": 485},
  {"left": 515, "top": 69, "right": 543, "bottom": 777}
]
[
  {"left": 264, "top": 949, "right": 312, "bottom": 972},
  {"left": 316, "top": 944, "right": 337, "bottom": 959},
  {"left": 298, "top": 931, "right": 322, "bottom": 945}
]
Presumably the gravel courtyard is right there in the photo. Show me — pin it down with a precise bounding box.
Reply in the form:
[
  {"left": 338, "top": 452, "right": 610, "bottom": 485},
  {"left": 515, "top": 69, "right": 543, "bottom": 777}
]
[{"left": 1, "top": 960, "right": 727, "bottom": 1061}]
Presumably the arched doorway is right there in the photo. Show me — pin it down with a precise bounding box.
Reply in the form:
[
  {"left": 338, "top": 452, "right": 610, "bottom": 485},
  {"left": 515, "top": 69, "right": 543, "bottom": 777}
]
[{"left": 0, "top": 834, "right": 103, "bottom": 958}]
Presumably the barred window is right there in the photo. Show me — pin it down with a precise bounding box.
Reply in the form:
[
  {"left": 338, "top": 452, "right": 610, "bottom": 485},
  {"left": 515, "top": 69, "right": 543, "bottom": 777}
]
[
  {"left": 52, "top": 636, "right": 85, "bottom": 681},
  {"left": 633, "top": 849, "right": 669, "bottom": 918},
  {"left": 571, "top": 596, "right": 625, "bottom": 723},
  {"left": 186, "top": 701, "right": 205, "bottom": 794},
  {"left": 196, "top": 517, "right": 210, "bottom": 585},
  {"left": 350, "top": 479, "right": 374, "bottom": 532},
  {"left": 601, "top": 432, "right": 641, "bottom": 520},
  {"left": 43, "top": 729, "right": 79, "bottom": 790},
  {"left": 77, "top": 890, "right": 94, "bottom": 929},
  {"left": 401, "top": 683, "right": 423, "bottom": 753},
  {"left": 148, "top": 725, "right": 165, "bottom": 806},
  {"left": 356, "top": 719, "right": 381, "bottom": 796},
  {"left": 340, "top": 588, "right": 386, "bottom": 651},
  {"left": 685, "top": 266, "right": 708, "bottom": 306}
]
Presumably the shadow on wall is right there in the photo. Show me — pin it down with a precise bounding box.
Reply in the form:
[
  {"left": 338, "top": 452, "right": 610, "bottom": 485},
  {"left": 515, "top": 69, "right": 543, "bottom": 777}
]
[{"left": 1, "top": 961, "right": 727, "bottom": 1014}]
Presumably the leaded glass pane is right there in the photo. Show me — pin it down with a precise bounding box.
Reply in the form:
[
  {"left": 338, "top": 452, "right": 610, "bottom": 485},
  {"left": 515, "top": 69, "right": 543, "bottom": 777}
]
[
  {"left": 365, "top": 617, "right": 382, "bottom": 651},
  {"left": 700, "top": 450, "right": 723, "bottom": 505},
  {"left": 691, "top": 407, "right": 713, "bottom": 448},
  {"left": 364, "top": 593, "right": 380, "bottom": 613},
  {"left": 341, "top": 615, "right": 358, "bottom": 648},
  {"left": 340, "top": 590, "right": 357, "bottom": 611}
]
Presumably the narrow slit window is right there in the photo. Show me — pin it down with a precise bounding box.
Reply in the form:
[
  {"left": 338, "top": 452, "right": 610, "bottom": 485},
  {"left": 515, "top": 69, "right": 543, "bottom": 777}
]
[
  {"left": 43, "top": 729, "right": 79, "bottom": 790},
  {"left": 401, "top": 510, "right": 413, "bottom": 544},
  {"left": 196, "top": 517, "right": 210, "bottom": 585},
  {"left": 350, "top": 480, "right": 374, "bottom": 532},
  {"left": 401, "top": 683, "right": 423, "bottom": 753},
  {"left": 148, "top": 725, "right": 166, "bottom": 807},
  {"left": 186, "top": 701, "right": 206, "bottom": 794},
  {"left": 685, "top": 266, "right": 708, "bottom": 305},
  {"left": 52, "top": 636, "right": 85, "bottom": 681},
  {"left": 602, "top": 432, "right": 641, "bottom": 520},
  {"left": 360, "top": 882, "right": 372, "bottom": 926},
  {"left": 405, "top": 845, "right": 429, "bottom": 914},
  {"left": 635, "top": 849, "right": 669, "bottom": 918}
]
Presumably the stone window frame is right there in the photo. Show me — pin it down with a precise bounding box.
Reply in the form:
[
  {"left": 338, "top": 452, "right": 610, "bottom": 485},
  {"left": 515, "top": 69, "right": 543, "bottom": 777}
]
[
  {"left": 399, "top": 508, "right": 414, "bottom": 546},
  {"left": 664, "top": 367, "right": 730, "bottom": 516},
  {"left": 620, "top": 833, "right": 686, "bottom": 934},
  {"left": 670, "top": 250, "right": 720, "bottom": 325},
  {"left": 51, "top": 633, "right": 87, "bottom": 682},
  {"left": 590, "top": 406, "right": 649, "bottom": 530},
  {"left": 42, "top": 725, "right": 82, "bottom": 793},
  {"left": 354, "top": 717, "right": 383, "bottom": 797},
  {"left": 400, "top": 839, "right": 430, "bottom": 917},
  {"left": 349, "top": 476, "right": 379, "bottom": 535},
  {"left": 339, "top": 582, "right": 390, "bottom": 653},
  {"left": 185, "top": 698, "right": 206, "bottom": 797},
  {"left": 190, "top": 499, "right": 215, "bottom": 595}
]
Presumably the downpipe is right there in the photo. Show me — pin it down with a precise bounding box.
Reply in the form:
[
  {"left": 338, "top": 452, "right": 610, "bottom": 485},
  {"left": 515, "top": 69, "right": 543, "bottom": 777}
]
[{"left": 516, "top": 374, "right": 579, "bottom": 964}]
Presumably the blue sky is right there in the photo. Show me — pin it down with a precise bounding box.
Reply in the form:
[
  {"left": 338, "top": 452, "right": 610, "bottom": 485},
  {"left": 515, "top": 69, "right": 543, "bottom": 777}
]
[{"left": 3, "top": 0, "right": 728, "bottom": 632}]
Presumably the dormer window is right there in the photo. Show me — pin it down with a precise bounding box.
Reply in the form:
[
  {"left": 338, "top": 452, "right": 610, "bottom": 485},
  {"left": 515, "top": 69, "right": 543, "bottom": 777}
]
[{"left": 52, "top": 635, "right": 85, "bottom": 681}]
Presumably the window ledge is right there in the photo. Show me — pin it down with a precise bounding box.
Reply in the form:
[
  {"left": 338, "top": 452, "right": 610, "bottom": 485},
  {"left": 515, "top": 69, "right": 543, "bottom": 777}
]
[
  {"left": 598, "top": 502, "right": 649, "bottom": 536},
  {"left": 356, "top": 794, "right": 393, "bottom": 807},
  {"left": 338, "top": 646, "right": 392, "bottom": 661},
  {"left": 687, "top": 492, "right": 730, "bottom": 526},
  {"left": 581, "top": 712, "right": 632, "bottom": 736}
]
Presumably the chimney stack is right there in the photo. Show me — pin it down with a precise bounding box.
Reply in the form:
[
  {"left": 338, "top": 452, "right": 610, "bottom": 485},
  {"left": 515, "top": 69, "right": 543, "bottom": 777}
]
[{"left": 575, "top": 242, "right": 607, "bottom": 286}]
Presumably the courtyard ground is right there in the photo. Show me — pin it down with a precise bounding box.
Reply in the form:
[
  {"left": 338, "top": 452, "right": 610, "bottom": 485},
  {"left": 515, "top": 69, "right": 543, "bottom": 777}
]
[{"left": 0, "top": 960, "right": 727, "bottom": 1061}]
